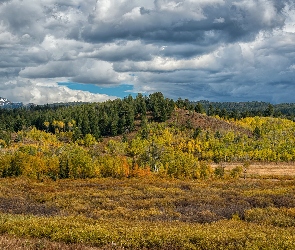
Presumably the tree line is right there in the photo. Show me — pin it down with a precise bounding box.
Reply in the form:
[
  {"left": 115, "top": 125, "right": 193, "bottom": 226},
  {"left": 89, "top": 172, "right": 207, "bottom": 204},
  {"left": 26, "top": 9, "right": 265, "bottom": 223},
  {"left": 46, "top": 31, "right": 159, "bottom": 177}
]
[
  {"left": 192, "top": 100, "right": 295, "bottom": 120},
  {"left": 2, "top": 94, "right": 295, "bottom": 139},
  {"left": 0, "top": 92, "right": 175, "bottom": 140}
]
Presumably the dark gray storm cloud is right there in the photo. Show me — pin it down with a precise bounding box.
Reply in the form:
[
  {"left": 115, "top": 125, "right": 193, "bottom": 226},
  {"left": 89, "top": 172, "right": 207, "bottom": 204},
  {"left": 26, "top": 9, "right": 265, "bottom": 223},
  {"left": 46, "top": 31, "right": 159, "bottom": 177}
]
[
  {"left": 0, "top": 0, "right": 294, "bottom": 104},
  {"left": 81, "top": 0, "right": 286, "bottom": 44}
]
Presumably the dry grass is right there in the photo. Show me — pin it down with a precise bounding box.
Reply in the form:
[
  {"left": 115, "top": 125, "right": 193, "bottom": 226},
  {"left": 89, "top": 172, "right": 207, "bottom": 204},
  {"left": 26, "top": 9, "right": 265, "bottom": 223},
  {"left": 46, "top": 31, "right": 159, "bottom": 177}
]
[
  {"left": 247, "top": 163, "right": 295, "bottom": 176},
  {"left": 212, "top": 162, "right": 295, "bottom": 177},
  {"left": 1, "top": 177, "right": 295, "bottom": 222},
  {"left": 1, "top": 176, "right": 295, "bottom": 249},
  {"left": 0, "top": 234, "right": 103, "bottom": 250}
]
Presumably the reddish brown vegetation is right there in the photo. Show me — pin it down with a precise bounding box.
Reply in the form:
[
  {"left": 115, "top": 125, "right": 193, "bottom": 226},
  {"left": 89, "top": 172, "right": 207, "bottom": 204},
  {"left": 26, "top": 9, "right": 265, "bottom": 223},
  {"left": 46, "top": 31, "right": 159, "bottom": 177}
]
[{"left": 168, "top": 110, "right": 252, "bottom": 136}]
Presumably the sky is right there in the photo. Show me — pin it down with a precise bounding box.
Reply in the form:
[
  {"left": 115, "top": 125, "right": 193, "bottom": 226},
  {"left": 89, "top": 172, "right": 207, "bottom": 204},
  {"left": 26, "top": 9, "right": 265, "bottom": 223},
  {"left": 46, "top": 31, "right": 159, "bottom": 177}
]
[{"left": 0, "top": 0, "right": 295, "bottom": 104}]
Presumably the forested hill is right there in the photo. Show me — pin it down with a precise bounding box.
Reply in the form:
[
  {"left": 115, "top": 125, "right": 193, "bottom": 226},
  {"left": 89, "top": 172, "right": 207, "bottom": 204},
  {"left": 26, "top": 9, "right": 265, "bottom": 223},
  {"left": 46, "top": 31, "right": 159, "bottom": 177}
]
[
  {"left": 2, "top": 94, "right": 295, "bottom": 121},
  {"left": 0, "top": 92, "right": 175, "bottom": 139},
  {"left": 192, "top": 100, "right": 295, "bottom": 119},
  {"left": 1, "top": 93, "right": 295, "bottom": 140}
]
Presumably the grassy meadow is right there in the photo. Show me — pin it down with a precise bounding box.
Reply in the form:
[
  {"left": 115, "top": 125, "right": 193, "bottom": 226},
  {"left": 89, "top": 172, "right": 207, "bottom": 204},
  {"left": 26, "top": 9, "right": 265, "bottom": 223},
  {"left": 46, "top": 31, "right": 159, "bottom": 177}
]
[{"left": 1, "top": 176, "right": 295, "bottom": 249}]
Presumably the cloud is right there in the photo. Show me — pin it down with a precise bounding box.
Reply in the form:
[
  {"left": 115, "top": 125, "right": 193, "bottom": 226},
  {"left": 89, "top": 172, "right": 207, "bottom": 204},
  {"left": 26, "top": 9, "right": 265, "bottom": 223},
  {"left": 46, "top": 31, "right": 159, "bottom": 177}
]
[
  {"left": 0, "top": 78, "right": 115, "bottom": 104},
  {"left": 71, "top": 60, "right": 133, "bottom": 84},
  {"left": 0, "top": 0, "right": 294, "bottom": 104},
  {"left": 80, "top": 40, "right": 157, "bottom": 62},
  {"left": 19, "top": 61, "right": 77, "bottom": 79},
  {"left": 81, "top": 0, "right": 286, "bottom": 44}
]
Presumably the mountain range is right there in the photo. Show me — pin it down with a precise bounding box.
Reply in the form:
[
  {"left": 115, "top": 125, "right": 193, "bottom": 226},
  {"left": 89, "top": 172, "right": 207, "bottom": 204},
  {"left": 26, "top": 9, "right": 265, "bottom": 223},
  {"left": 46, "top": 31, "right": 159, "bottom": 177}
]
[
  {"left": 0, "top": 97, "right": 12, "bottom": 106},
  {"left": 0, "top": 97, "right": 23, "bottom": 108}
]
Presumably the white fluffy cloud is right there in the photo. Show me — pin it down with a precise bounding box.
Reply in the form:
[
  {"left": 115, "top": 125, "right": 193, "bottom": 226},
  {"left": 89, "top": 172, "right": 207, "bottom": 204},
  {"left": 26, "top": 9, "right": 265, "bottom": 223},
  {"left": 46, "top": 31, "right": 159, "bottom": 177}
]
[
  {"left": 0, "top": 78, "right": 115, "bottom": 104},
  {"left": 0, "top": 0, "right": 294, "bottom": 104}
]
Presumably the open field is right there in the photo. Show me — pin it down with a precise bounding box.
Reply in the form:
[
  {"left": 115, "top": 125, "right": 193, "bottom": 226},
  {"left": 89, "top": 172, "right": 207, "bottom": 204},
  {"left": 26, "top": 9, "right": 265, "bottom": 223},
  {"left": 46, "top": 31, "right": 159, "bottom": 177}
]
[
  {"left": 0, "top": 234, "right": 101, "bottom": 250},
  {"left": 211, "top": 162, "right": 295, "bottom": 178},
  {"left": 245, "top": 163, "right": 295, "bottom": 177},
  {"left": 1, "top": 166, "right": 295, "bottom": 249}
]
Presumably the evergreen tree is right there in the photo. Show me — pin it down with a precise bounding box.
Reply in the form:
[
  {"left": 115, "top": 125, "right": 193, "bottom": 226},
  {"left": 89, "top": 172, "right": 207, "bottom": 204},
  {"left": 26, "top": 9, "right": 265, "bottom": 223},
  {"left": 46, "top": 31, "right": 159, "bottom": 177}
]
[{"left": 195, "top": 102, "right": 205, "bottom": 114}]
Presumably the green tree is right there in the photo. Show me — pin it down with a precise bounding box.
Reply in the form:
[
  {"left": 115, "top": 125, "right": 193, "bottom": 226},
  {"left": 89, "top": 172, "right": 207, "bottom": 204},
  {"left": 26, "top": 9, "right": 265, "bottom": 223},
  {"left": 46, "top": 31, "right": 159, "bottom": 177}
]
[
  {"left": 264, "top": 104, "right": 274, "bottom": 117},
  {"left": 135, "top": 93, "right": 147, "bottom": 117},
  {"left": 207, "top": 104, "right": 215, "bottom": 116},
  {"left": 253, "top": 126, "right": 261, "bottom": 139},
  {"left": 195, "top": 102, "right": 205, "bottom": 114}
]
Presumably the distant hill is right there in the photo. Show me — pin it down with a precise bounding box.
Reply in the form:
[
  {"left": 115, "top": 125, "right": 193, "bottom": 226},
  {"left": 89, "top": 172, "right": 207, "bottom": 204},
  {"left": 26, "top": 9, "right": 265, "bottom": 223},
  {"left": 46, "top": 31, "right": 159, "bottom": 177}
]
[
  {"left": 197, "top": 100, "right": 270, "bottom": 113},
  {"left": 0, "top": 97, "right": 23, "bottom": 109},
  {"left": 2, "top": 94, "right": 295, "bottom": 119},
  {"left": 191, "top": 100, "right": 295, "bottom": 119},
  {"left": 0, "top": 96, "right": 87, "bottom": 110}
]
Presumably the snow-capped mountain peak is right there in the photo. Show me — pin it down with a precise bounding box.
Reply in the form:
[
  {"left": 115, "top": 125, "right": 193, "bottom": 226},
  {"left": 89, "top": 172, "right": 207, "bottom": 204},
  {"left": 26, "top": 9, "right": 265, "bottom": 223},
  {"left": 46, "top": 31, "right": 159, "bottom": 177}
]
[
  {"left": 0, "top": 97, "right": 24, "bottom": 109},
  {"left": 0, "top": 97, "right": 10, "bottom": 106}
]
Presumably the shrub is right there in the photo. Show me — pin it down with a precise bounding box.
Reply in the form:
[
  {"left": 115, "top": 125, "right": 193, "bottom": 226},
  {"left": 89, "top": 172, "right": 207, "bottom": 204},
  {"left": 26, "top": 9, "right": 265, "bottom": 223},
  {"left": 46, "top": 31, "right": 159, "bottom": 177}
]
[
  {"left": 245, "top": 207, "right": 295, "bottom": 227},
  {"left": 230, "top": 166, "right": 243, "bottom": 179}
]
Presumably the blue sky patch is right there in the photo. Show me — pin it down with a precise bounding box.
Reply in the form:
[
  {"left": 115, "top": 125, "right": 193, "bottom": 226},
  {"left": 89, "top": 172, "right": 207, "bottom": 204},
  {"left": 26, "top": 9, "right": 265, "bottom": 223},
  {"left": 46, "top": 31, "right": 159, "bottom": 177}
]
[{"left": 58, "top": 82, "right": 137, "bottom": 98}]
